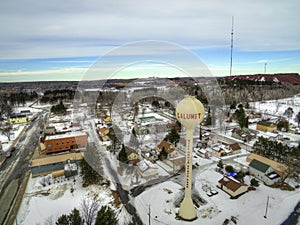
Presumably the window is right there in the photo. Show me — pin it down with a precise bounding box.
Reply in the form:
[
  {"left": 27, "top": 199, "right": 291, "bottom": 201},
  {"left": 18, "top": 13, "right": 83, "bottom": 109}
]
[
  {"left": 48, "top": 144, "right": 52, "bottom": 147},
  {"left": 62, "top": 142, "right": 64, "bottom": 145}
]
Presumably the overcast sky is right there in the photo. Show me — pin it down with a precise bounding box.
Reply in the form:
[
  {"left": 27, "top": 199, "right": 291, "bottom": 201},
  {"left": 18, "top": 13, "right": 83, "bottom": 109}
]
[{"left": 0, "top": 0, "right": 299, "bottom": 82}]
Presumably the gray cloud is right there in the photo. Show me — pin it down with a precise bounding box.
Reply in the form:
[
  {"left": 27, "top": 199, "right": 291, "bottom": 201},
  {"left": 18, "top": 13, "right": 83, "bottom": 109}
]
[{"left": 0, "top": 0, "right": 299, "bottom": 59}]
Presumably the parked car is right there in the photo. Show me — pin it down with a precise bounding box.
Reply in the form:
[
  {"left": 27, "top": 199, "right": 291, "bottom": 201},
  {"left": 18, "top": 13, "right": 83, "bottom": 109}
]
[
  {"left": 211, "top": 189, "right": 218, "bottom": 195},
  {"left": 5, "top": 151, "right": 12, "bottom": 158},
  {"left": 206, "top": 191, "right": 213, "bottom": 197}
]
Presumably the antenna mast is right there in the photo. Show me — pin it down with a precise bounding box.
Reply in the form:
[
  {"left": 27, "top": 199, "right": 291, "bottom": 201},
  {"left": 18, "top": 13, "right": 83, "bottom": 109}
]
[{"left": 229, "top": 16, "right": 234, "bottom": 78}]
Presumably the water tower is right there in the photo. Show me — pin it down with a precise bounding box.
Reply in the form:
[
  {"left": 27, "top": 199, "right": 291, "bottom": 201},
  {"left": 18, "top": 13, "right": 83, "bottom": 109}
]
[{"left": 176, "top": 95, "right": 204, "bottom": 221}]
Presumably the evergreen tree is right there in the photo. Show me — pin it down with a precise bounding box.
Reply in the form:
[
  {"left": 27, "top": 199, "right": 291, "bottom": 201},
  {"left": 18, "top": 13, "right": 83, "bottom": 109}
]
[
  {"left": 205, "top": 112, "right": 212, "bottom": 126},
  {"left": 277, "top": 120, "right": 289, "bottom": 132},
  {"left": 80, "top": 158, "right": 103, "bottom": 187},
  {"left": 151, "top": 100, "right": 160, "bottom": 108},
  {"left": 108, "top": 126, "right": 121, "bottom": 154},
  {"left": 51, "top": 100, "right": 67, "bottom": 114},
  {"left": 234, "top": 104, "right": 248, "bottom": 128},
  {"left": 245, "top": 102, "right": 250, "bottom": 109},
  {"left": 204, "top": 107, "right": 212, "bottom": 126},
  {"left": 118, "top": 144, "right": 128, "bottom": 163},
  {"left": 56, "top": 208, "right": 83, "bottom": 225},
  {"left": 230, "top": 101, "right": 237, "bottom": 110},
  {"left": 95, "top": 206, "right": 118, "bottom": 225},
  {"left": 68, "top": 208, "right": 83, "bottom": 225},
  {"left": 284, "top": 107, "right": 294, "bottom": 119},
  {"left": 217, "top": 160, "right": 224, "bottom": 169},
  {"left": 250, "top": 178, "right": 259, "bottom": 187},
  {"left": 225, "top": 165, "right": 235, "bottom": 173},
  {"left": 234, "top": 171, "right": 245, "bottom": 182},
  {"left": 56, "top": 214, "right": 69, "bottom": 225},
  {"left": 164, "top": 128, "right": 180, "bottom": 143},
  {"left": 199, "top": 125, "right": 202, "bottom": 140},
  {"left": 159, "top": 147, "right": 168, "bottom": 160}
]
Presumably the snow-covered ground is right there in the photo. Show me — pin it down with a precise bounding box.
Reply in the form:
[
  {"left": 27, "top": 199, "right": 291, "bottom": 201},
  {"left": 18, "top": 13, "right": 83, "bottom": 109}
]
[
  {"left": 1, "top": 103, "right": 44, "bottom": 152},
  {"left": 16, "top": 174, "right": 119, "bottom": 225},
  {"left": 0, "top": 124, "right": 26, "bottom": 152},
  {"left": 251, "top": 94, "right": 300, "bottom": 127},
  {"left": 135, "top": 164, "right": 300, "bottom": 225},
  {"left": 14, "top": 95, "right": 300, "bottom": 225}
]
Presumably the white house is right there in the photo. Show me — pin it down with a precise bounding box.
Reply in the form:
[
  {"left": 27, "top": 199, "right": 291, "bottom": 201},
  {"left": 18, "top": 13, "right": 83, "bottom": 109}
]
[
  {"left": 249, "top": 159, "right": 281, "bottom": 185},
  {"left": 136, "top": 159, "right": 158, "bottom": 179}
]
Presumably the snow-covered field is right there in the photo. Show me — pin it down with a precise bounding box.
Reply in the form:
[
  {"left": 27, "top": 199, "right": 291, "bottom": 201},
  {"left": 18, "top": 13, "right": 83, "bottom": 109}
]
[
  {"left": 17, "top": 174, "right": 117, "bottom": 225},
  {"left": 251, "top": 94, "right": 300, "bottom": 127},
  {"left": 135, "top": 164, "right": 300, "bottom": 225}
]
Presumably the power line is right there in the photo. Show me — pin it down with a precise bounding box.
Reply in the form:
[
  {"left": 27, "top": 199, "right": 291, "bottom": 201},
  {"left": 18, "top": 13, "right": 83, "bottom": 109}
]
[
  {"left": 229, "top": 16, "right": 234, "bottom": 78},
  {"left": 264, "top": 63, "right": 267, "bottom": 74}
]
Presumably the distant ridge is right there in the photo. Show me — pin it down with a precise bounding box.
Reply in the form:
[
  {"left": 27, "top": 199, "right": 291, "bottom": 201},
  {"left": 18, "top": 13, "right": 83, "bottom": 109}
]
[{"left": 228, "top": 73, "right": 300, "bottom": 85}]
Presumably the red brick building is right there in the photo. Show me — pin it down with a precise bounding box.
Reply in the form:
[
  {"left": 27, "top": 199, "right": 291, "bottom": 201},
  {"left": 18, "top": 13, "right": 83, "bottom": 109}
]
[{"left": 42, "top": 131, "right": 88, "bottom": 154}]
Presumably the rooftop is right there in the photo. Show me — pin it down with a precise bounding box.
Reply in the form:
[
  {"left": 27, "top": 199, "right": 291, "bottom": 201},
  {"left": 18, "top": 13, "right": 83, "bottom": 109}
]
[
  {"left": 45, "top": 131, "right": 87, "bottom": 141},
  {"left": 247, "top": 153, "right": 289, "bottom": 177},
  {"left": 31, "top": 152, "right": 83, "bottom": 167},
  {"left": 228, "top": 143, "right": 241, "bottom": 151},
  {"left": 257, "top": 120, "right": 276, "bottom": 127},
  {"left": 218, "top": 176, "right": 247, "bottom": 192},
  {"left": 249, "top": 159, "right": 270, "bottom": 173}
]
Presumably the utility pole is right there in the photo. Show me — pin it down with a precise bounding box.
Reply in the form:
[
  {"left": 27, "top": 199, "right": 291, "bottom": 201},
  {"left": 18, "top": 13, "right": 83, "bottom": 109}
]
[
  {"left": 264, "top": 195, "right": 270, "bottom": 218},
  {"left": 148, "top": 204, "right": 151, "bottom": 225},
  {"left": 199, "top": 125, "right": 202, "bottom": 140},
  {"left": 229, "top": 16, "right": 234, "bottom": 78}
]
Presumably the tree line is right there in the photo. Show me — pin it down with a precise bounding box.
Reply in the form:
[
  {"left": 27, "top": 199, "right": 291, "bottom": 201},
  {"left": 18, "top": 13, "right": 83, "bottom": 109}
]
[
  {"left": 253, "top": 136, "right": 300, "bottom": 181},
  {"left": 41, "top": 89, "right": 75, "bottom": 104}
]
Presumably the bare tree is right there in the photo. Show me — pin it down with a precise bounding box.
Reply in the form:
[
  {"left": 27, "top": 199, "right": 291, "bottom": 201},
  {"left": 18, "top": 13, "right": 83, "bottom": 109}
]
[
  {"left": 0, "top": 123, "right": 12, "bottom": 141},
  {"left": 0, "top": 94, "right": 12, "bottom": 121},
  {"left": 80, "top": 196, "right": 100, "bottom": 225},
  {"left": 280, "top": 155, "right": 300, "bottom": 183}
]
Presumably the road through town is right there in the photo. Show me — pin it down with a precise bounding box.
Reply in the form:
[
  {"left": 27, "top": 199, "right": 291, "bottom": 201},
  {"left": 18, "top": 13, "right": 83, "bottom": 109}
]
[{"left": 0, "top": 112, "right": 45, "bottom": 225}]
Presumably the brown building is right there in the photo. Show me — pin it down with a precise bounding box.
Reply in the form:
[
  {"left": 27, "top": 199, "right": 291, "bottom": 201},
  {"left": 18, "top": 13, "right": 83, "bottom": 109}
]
[
  {"left": 157, "top": 140, "right": 175, "bottom": 154},
  {"left": 227, "top": 143, "right": 242, "bottom": 155},
  {"left": 42, "top": 131, "right": 88, "bottom": 154},
  {"left": 256, "top": 121, "right": 277, "bottom": 132},
  {"left": 217, "top": 176, "right": 248, "bottom": 198}
]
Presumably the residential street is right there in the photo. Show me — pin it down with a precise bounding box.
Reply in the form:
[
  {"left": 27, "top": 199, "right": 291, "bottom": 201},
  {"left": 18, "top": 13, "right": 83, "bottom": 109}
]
[{"left": 88, "top": 120, "right": 144, "bottom": 225}]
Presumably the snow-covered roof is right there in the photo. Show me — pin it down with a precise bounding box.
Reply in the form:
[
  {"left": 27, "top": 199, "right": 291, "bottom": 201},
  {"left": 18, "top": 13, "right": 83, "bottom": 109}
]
[
  {"left": 218, "top": 176, "right": 247, "bottom": 192},
  {"left": 45, "top": 131, "right": 87, "bottom": 140},
  {"left": 136, "top": 159, "right": 157, "bottom": 172},
  {"left": 64, "top": 163, "right": 78, "bottom": 171}
]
